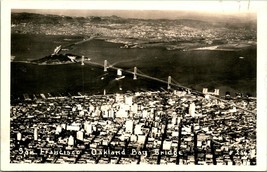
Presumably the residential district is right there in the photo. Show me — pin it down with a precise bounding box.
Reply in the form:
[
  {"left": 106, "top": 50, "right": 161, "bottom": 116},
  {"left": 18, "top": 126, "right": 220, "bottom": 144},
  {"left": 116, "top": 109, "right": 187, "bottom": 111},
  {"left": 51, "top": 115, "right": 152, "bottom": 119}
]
[
  {"left": 11, "top": 13, "right": 256, "bottom": 50},
  {"left": 10, "top": 89, "right": 256, "bottom": 165}
]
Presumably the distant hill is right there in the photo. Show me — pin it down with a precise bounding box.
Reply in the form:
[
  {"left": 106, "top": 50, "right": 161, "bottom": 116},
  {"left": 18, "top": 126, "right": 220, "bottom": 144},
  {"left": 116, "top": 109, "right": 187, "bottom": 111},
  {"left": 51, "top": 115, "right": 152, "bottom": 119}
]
[
  {"left": 12, "top": 12, "right": 87, "bottom": 25},
  {"left": 11, "top": 12, "right": 256, "bottom": 29},
  {"left": 11, "top": 12, "right": 256, "bottom": 46}
]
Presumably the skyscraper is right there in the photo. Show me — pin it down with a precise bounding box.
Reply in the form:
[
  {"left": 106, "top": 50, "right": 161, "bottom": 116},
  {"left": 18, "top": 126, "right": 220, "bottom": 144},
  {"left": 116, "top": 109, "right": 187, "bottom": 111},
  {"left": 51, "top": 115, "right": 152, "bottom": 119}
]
[
  {"left": 56, "top": 125, "right": 62, "bottom": 134},
  {"left": 17, "top": 132, "right": 22, "bottom": 141},
  {"left": 214, "top": 89, "right": 220, "bottom": 96},
  {"left": 34, "top": 127, "right": 38, "bottom": 141},
  {"left": 189, "top": 102, "right": 196, "bottom": 117},
  {"left": 76, "top": 130, "right": 84, "bottom": 141},
  {"left": 134, "top": 124, "right": 143, "bottom": 135},
  {"left": 125, "top": 120, "right": 134, "bottom": 134},
  {"left": 68, "top": 135, "right": 74, "bottom": 146},
  {"left": 202, "top": 88, "right": 208, "bottom": 94},
  {"left": 84, "top": 121, "right": 92, "bottom": 134}
]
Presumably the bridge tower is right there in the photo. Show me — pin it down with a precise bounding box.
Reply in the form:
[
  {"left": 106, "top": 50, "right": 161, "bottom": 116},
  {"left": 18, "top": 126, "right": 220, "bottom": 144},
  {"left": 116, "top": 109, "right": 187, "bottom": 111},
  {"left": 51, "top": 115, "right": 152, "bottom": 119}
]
[
  {"left": 167, "top": 76, "right": 171, "bottom": 90},
  {"left": 133, "top": 67, "right": 137, "bottom": 80},
  {"left": 81, "top": 56, "right": 84, "bottom": 65},
  {"left": 104, "top": 60, "right": 108, "bottom": 72},
  {"left": 103, "top": 89, "right": 106, "bottom": 96}
]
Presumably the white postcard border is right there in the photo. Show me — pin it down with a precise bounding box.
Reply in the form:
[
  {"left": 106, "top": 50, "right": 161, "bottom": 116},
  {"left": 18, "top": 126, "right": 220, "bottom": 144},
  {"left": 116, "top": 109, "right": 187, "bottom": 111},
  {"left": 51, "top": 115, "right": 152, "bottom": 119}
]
[{"left": 1, "top": 0, "right": 267, "bottom": 171}]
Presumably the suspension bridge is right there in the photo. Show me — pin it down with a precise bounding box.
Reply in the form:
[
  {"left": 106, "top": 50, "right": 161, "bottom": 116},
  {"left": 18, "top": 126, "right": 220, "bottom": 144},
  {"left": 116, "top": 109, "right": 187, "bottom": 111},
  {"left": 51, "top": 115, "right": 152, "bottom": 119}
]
[
  {"left": 80, "top": 58, "right": 256, "bottom": 115},
  {"left": 51, "top": 36, "right": 256, "bottom": 115}
]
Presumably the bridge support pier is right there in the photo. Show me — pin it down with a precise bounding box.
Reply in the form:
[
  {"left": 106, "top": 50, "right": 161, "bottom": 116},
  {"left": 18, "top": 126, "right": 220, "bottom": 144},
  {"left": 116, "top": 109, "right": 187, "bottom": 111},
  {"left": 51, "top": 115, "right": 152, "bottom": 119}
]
[
  {"left": 104, "top": 60, "right": 107, "bottom": 72},
  {"left": 104, "top": 89, "right": 106, "bottom": 95},
  {"left": 133, "top": 67, "right": 137, "bottom": 80},
  {"left": 81, "top": 56, "right": 84, "bottom": 65},
  {"left": 167, "top": 76, "right": 171, "bottom": 90}
]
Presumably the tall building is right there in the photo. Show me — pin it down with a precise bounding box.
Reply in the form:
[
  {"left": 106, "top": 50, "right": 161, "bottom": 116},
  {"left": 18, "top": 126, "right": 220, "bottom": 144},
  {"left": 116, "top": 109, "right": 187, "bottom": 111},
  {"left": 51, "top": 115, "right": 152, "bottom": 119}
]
[
  {"left": 137, "top": 134, "right": 146, "bottom": 144},
  {"left": 115, "top": 94, "right": 124, "bottom": 103},
  {"left": 34, "top": 127, "right": 38, "bottom": 141},
  {"left": 61, "top": 123, "right": 66, "bottom": 130},
  {"left": 95, "top": 108, "right": 101, "bottom": 116},
  {"left": 56, "top": 125, "right": 62, "bottom": 134},
  {"left": 203, "top": 88, "right": 208, "bottom": 94},
  {"left": 76, "top": 130, "right": 84, "bottom": 141},
  {"left": 17, "top": 132, "right": 22, "bottom": 141},
  {"left": 131, "top": 103, "right": 138, "bottom": 114},
  {"left": 142, "top": 110, "right": 148, "bottom": 118},
  {"left": 68, "top": 135, "right": 74, "bottom": 146},
  {"left": 84, "top": 121, "right": 92, "bottom": 134},
  {"left": 130, "top": 134, "right": 137, "bottom": 142},
  {"left": 116, "top": 108, "right": 128, "bottom": 118},
  {"left": 102, "top": 110, "right": 109, "bottom": 118},
  {"left": 125, "top": 96, "right": 133, "bottom": 106},
  {"left": 134, "top": 124, "right": 143, "bottom": 135},
  {"left": 108, "top": 109, "right": 115, "bottom": 118},
  {"left": 214, "top": 89, "right": 220, "bottom": 96},
  {"left": 125, "top": 120, "right": 134, "bottom": 134},
  {"left": 163, "top": 140, "right": 172, "bottom": 150},
  {"left": 189, "top": 102, "right": 196, "bottom": 117}
]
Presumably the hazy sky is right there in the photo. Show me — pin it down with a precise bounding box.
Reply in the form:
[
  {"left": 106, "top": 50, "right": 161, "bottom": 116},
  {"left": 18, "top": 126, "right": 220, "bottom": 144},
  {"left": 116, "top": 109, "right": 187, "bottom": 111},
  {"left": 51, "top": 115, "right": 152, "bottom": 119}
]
[
  {"left": 11, "top": 1, "right": 258, "bottom": 19},
  {"left": 12, "top": 9, "right": 256, "bottom": 21}
]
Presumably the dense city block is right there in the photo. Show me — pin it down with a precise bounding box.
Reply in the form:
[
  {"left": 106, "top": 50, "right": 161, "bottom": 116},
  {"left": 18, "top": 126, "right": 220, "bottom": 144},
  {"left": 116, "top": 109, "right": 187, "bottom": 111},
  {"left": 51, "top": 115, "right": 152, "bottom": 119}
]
[{"left": 10, "top": 90, "right": 256, "bottom": 165}]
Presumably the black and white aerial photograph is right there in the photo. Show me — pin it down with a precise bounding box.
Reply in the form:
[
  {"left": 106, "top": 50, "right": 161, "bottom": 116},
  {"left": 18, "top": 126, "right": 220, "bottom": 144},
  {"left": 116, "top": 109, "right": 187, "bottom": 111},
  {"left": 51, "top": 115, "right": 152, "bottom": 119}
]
[{"left": 1, "top": 0, "right": 267, "bottom": 171}]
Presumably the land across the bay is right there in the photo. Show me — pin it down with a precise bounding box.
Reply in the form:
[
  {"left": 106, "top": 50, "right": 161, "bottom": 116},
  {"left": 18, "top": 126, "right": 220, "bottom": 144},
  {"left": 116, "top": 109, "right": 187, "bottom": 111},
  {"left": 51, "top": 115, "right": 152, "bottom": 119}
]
[{"left": 11, "top": 34, "right": 256, "bottom": 100}]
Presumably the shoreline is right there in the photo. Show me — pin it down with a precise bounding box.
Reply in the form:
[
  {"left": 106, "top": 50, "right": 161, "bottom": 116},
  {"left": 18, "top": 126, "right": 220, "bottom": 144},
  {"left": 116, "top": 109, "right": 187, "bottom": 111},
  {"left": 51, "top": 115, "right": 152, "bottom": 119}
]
[{"left": 97, "top": 36, "right": 256, "bottom": 52}]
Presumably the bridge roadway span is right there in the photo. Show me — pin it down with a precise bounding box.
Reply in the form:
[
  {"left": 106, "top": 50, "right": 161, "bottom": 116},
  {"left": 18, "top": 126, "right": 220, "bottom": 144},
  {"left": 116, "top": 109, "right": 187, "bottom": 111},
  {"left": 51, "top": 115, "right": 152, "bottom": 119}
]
[{"left": 84, "top": 60, "right": 256, "bottom": 115}]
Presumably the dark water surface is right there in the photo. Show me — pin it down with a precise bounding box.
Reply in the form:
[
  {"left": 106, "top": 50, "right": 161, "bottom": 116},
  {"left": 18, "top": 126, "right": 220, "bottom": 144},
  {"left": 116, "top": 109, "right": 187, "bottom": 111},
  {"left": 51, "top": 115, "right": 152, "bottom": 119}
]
[{"left": 11, "top": 34, "right": 256, "bottom": 97}]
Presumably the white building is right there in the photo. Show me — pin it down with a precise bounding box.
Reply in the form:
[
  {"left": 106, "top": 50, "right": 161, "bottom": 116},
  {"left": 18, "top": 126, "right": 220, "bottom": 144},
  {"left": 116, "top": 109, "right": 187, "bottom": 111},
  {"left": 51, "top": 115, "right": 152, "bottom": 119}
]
[
  {"left": 189, "top": 102, "right": 196, "bottom": 117},
  {"left": 134, "top": 124, "right": 143, "bottom": 135},
  {"left": 89, "top": 105, "right": 95, "bottom": 112},
  {"left": 61, "top": 123, "right": 67, "bottom": 130},
  {"left": 125, "top": 120, "right": 134, "bottom": 134},
  {"left": 84, "top": 121, "right": 92, "bottom": 134},
  {"left": 130, "top": 134, "right": 138, "bottom": 142},
  {"left": 116, "top": 108, "right": 128, "bottom": 118},
  {"left": 115, "top": 94, "right": 124, "bottom": 103},
  {"left": 137, "top": 134, "right": 146, "bottom": 144},
  {"left": 142, "top": 110, "right": 148, "bottom": 118},
  {"left": 56, "top": 125, "right": 62, "bottom": 134},
  {"left": 76, "top": 130, "right": 84, "bottom": 141},
  {"left": 202, "top": 88, "right": 220, "bottom": 96},
  {"left": 67, "top": 125, "right": 80, "bottom": 131},
  {"left": 17, "top": 132, "right": 22, "bottom": 141},
  {"left": 163, "top": 140, "right": 172, "bottom": 150},
  {"left": 34, "top": 127, "right": 38, "bottom": 141},
  {"left": 77, "top": 104, "right": 82, "bottom": 111},
  {"left": 203, "top": 88, "right": 208, "bottom": 94},
  {"left": 68, "top": 135, "right": 74, "bottom": 146},
  {"left": 108, "top": 109, "right": 115, "bottom": 118},
  {"left": 131, "top": 103, "right": 138, "bottom": 114},
  {"left": 125, "top": 96, "right": 133, "bottom": 106}
]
